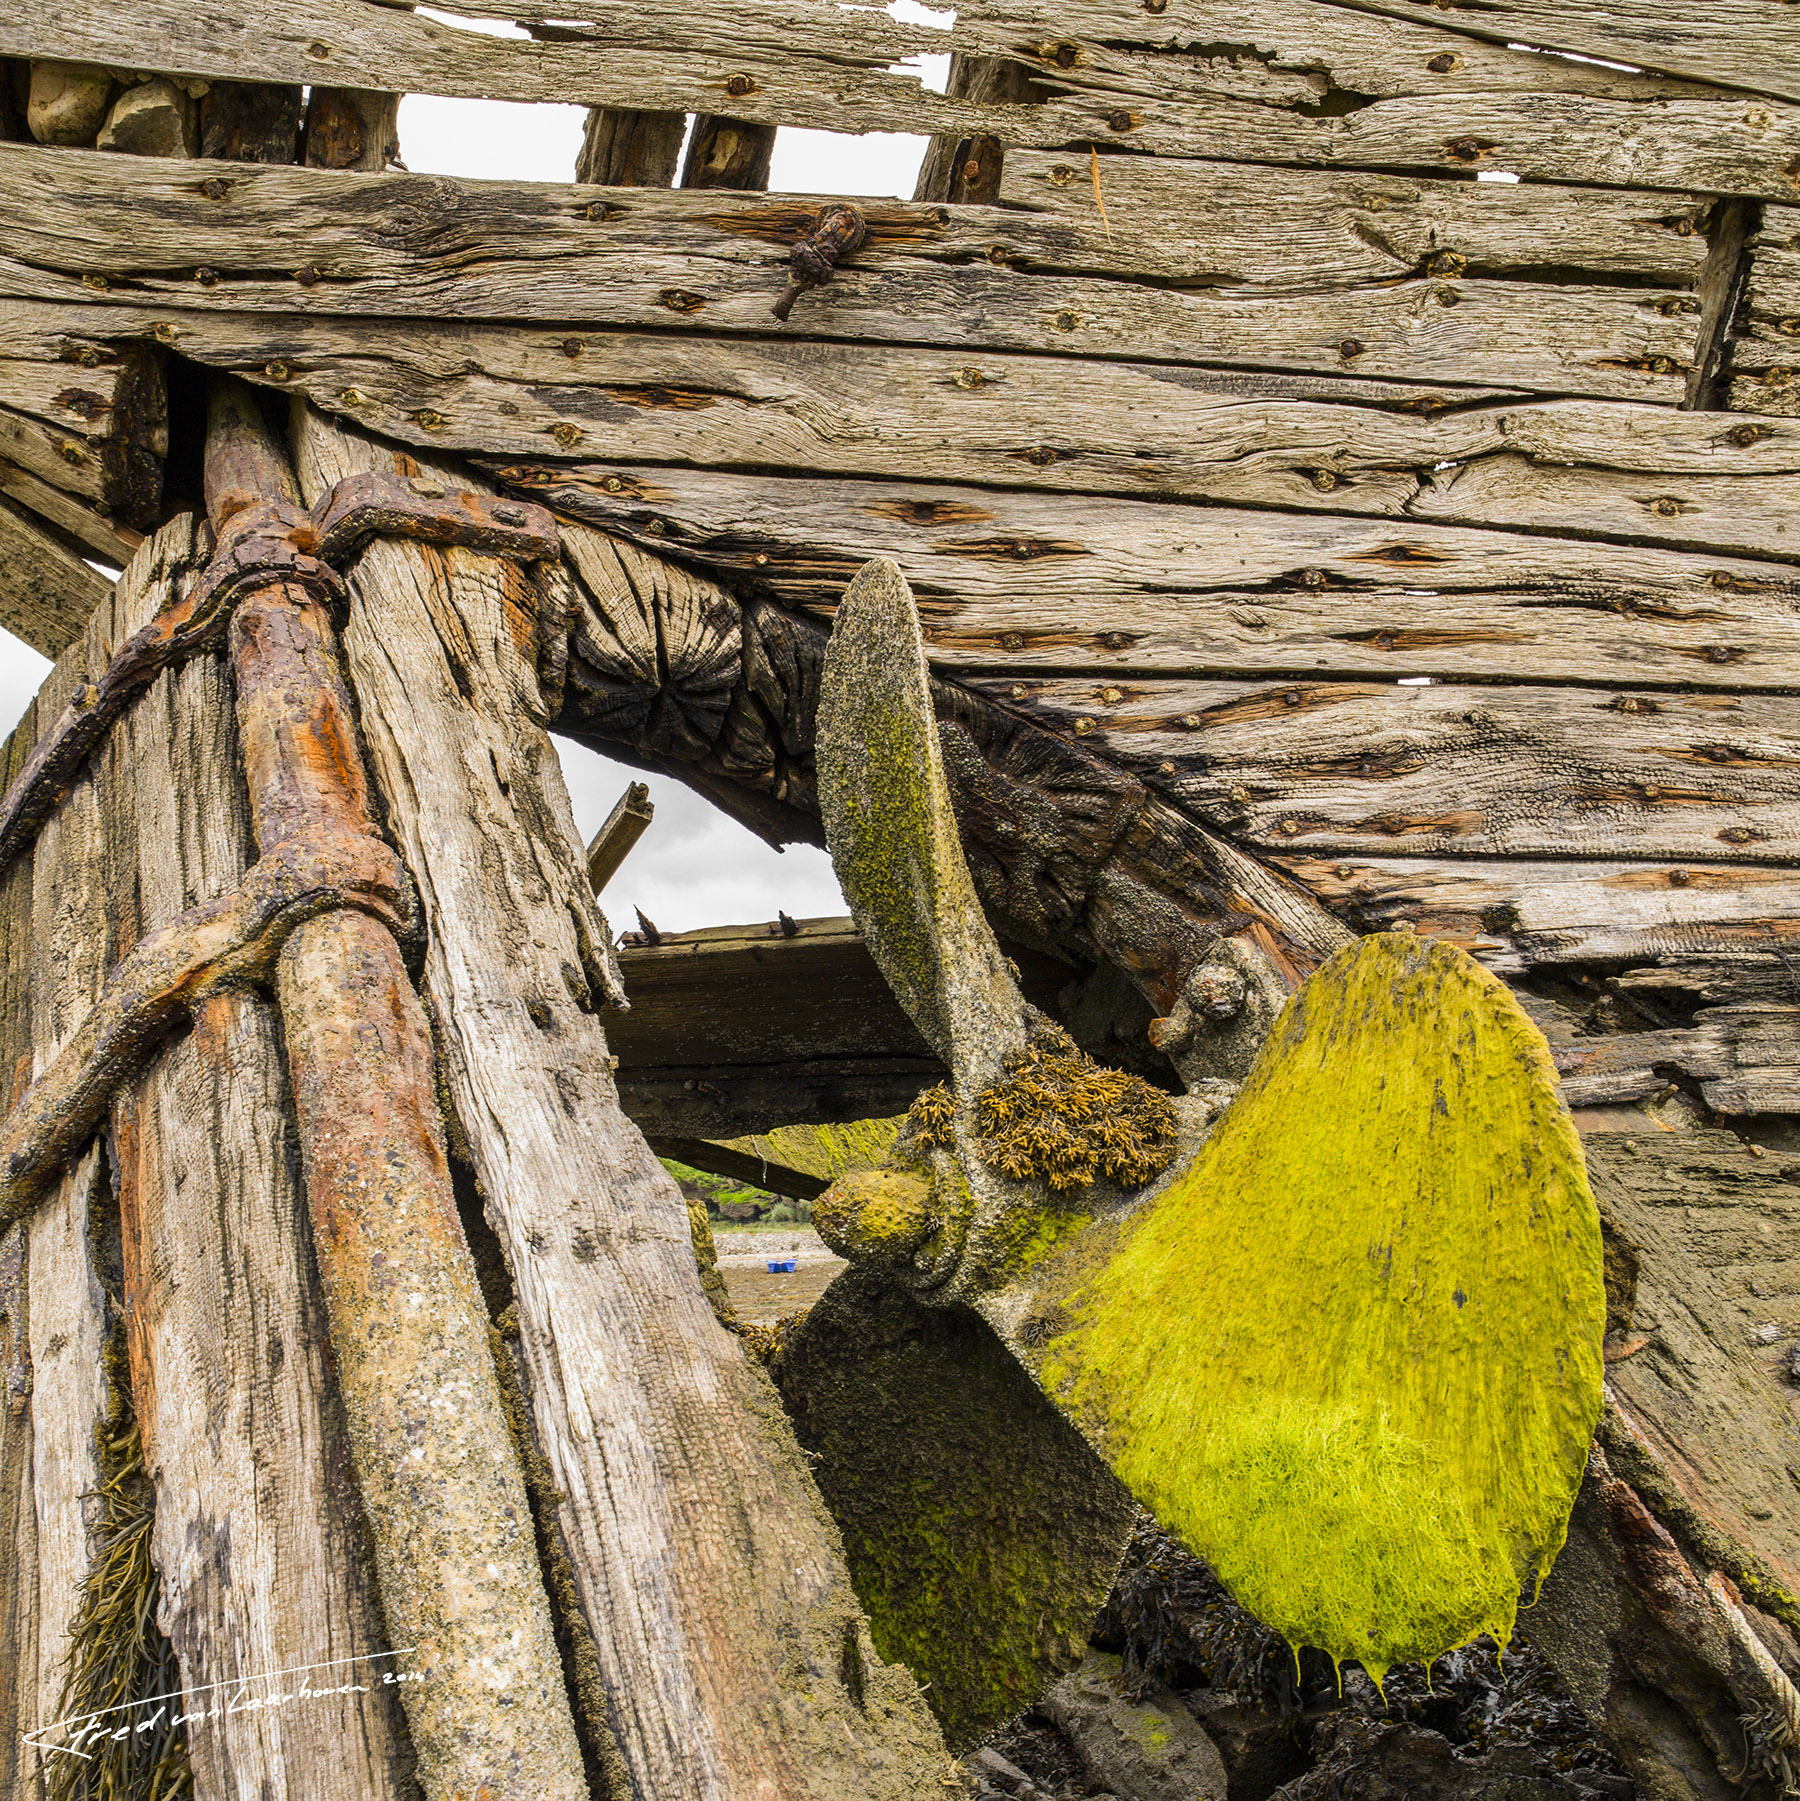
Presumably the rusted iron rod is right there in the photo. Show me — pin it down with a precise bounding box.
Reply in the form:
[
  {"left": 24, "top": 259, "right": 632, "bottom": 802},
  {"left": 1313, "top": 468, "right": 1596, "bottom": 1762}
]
[
  {"left": 204, "top": 378, "right": 587, "bottom": 1800},
  {"left": 0, "top": 830, "right": 409, "bottom": 1231}
]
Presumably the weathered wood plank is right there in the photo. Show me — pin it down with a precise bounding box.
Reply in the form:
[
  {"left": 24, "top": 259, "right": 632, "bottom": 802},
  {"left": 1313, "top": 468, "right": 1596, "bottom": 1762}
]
[
  {"left": 1272, "top": 852, "right": 1800, "bottom": 973},
  {"left": 999, "top": 150, "right": 1715, "bottom": 288},
  {"left": 585, "top": 779, "right": 653, "bottom": 895},
  {"left": 0, "top": 454, "right": 141, "bottom": 568},
  {"left": 1326, "top": 0, "right": 1800, "bottom": 107},
  {"left": 0, "top": 493, "right": 107, "bottom": 657},
  {"left": 577, "top": 106, "right": 685, "bottom": 187},
  {"left": 505, "top": 464, "right": 1800, "bottom": 691},
  {"left": 41, "top": 296, "right": 1800, "bottom": 565},
  {"left": 11, "top": 0, "right": 1800, "bottom": 198},
  {"left": 0, "top": 151, "right": 1710, "bottom": 401},
  {"left": 89, "top": 518, "right": 413, "bottom": 1798},
  {"left": 1726, "top": 206, "right": 1800, "bottom": 413},
  {"left": 984, "top": 676, "right": 1800, "bottom": 864},
  {"left": 0, "top": 330, "right": 165, "bottom": 531},
  {"left": 296, "top": 407, "right": 948, "bottom": 1801},
  {"left": 18, "top": 592, "right": 120, "bottom": 1779}
]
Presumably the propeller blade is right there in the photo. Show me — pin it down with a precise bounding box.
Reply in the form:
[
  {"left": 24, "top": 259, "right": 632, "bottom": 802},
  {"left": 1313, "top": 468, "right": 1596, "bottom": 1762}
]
[{"left": 817, "top": 557, "right": 1028, "bottom": 1095}]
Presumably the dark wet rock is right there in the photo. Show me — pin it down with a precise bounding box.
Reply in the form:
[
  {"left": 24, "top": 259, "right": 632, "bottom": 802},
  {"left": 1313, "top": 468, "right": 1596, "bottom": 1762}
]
[{"left": 1039, "top": 1652, "right": 1229, "bottom": 1801}]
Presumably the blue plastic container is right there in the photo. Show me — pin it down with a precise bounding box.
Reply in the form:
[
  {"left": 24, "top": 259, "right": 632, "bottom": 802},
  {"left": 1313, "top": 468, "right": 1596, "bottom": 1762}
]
[{"left": 767, "top": 1258, "right": 798, "bottom": 1274}]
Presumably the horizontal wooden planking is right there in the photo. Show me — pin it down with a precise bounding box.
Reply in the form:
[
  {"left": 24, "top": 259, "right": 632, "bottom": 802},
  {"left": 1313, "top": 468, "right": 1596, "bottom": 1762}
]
[
  {"left": 1272, "top": 852, "right": 1800, "bottom": 967},
  {"left": 10, "top": 290, "right": 1774, "bottom": 558},
  {"left": 1726, "top": 205, "right": 1800, "bottom": 413},
  {"left": 972, "top": 677, "right": 1800, "bottom": 862},
  {"left": 65, "top": 304, "right": 1796, "bottom": 562},
  {"left": 8, "top": 0, "right": 1800, "bottom": 199},
  {"left": 497, "top": 464, "right": 1800, "bottom": 690},
  {"left": 0, "top": 152, "right": 1709, "bottom": 402},
  {"left": 1325, "top": 0, "right": 1800, "bottom": 108},
  {"left": 999, "top": 151, "right": 1715, "bottom": 288},
  {"left": 0, "top": 496, "right": 109, "bottom": 658}
]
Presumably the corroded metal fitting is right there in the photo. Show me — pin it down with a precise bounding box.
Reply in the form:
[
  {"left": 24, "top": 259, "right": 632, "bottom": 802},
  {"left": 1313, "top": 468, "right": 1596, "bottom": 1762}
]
[{"left": 773, "top": 204, "right": 867, "bottom": 322}]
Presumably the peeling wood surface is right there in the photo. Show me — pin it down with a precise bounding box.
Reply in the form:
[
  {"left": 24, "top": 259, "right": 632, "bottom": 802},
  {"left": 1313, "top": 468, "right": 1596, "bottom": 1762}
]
[
  {"left": 504, "top": 464, "right": 1800, "bottom": 692},
  {"left": 0, "top": 493, "right": 109, "bottom": 657},
  {"left": 10, "top": 0, "right": 1800, "bottom": 197},
  {"left": 90, "top": 517, "right": 415, "bottom": 1798},
  {"left": 0, "top": 153, "right": 1717, "bottom": 402},
  {"left": 296, "top": 408, "right": 948, "bottom": 1800}
]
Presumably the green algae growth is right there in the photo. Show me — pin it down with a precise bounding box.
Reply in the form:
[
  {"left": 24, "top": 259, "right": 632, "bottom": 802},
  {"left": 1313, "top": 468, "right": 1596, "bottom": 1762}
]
[{"left": 1044, "top": 933, "right": 1605, "bottom": 1680}]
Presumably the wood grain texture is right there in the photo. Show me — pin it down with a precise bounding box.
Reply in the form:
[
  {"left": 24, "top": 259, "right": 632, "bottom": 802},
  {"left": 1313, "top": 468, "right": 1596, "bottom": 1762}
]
[
  {"left": 500, "top": 464, "right": 1800, "bottom": 692},
  {"left": 1726, "top": 205, "right": 1800, "bottom": 413},
  {"left": 0, "top": 151, "right": 1710, "bottom": 402},
  {"left": 983, "top": 676, "right": 1800, "bottom": 864},
  {"left": 17, "top": 575, "right": 124, "bottom": 1781},
  {"left": 1327, "top": 0, "right": 1800, "bottom": 107},
  {"left": 89, "top": 518, "right": 415, "bottom": 1800},
  {"left": 0, "top": 492, "right": 108, "bottom": 656},
  {"left": 1273, "top": 853, "right": 1800, "bottom": 974},
  {"left": 296, "top": 407, "right": 948, "bottom": 1801},
  {"left": 9, "top": 0, "right": 1800, "bottom": 198},
  {"left": 33, "top": 296, "right": 1800, "bottom": 567}
]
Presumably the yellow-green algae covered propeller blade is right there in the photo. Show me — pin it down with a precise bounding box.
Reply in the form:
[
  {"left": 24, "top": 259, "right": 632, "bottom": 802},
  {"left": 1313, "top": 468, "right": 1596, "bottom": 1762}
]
[{"left": 1032, "top": 933, "right": 1605, "bottom": 1680}]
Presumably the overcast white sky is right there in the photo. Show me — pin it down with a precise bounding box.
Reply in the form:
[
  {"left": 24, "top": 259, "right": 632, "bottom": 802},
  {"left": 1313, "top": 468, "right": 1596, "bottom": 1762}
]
[{"left": 0, "top": 57, "right": 951, "bottom": 933}]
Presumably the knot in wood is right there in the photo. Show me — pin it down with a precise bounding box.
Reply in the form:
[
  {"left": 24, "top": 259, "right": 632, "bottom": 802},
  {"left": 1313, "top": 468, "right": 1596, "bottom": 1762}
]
[{"left": 772, "top": 205, "right": 867, "bottom": 322}]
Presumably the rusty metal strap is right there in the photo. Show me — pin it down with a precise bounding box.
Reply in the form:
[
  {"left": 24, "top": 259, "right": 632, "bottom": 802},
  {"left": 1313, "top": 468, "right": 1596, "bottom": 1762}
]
[
  {"left": 0, "top": 473, "right": 558, "bottom": 873},
  {"left": 0, "top": 830, "right": 413, "bottom": 1233}
]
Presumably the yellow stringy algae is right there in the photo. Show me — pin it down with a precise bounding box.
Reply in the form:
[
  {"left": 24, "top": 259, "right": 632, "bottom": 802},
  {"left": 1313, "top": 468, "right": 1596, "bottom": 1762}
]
[{"left": 1045, "top": 934, "right": 1605, "bottom": 1679}]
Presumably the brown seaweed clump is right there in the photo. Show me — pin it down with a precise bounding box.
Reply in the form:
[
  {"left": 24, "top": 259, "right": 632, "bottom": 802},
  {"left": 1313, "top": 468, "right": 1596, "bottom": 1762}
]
[{"left": 907, "top": 1024, "right": 1178, "bottom": 1192}]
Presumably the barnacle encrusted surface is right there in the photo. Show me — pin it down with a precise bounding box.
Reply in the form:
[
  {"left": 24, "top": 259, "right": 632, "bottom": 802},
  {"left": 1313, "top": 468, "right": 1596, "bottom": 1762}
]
[
  {"left": 909, "top": 1024, "right": 1177, "bottom": 1193},
  {"left": 1034, "top": 934, "right": 1605, "bottom": 1681}
]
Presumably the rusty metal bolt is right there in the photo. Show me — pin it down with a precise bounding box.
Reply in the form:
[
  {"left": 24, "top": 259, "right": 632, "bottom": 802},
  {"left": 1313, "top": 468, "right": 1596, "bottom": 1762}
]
[
  {"left": 1026, "top": 445, "right": 1056, "bottom": 466},
  {"left": 961, "top": 158, "right": 983, "bottom": 181},
  {"left": 644, "top": 519, "right": 665, "bottom": 536},
  {"left": 82, "top": 273, "right": 108, "bottom": 292},
  {"left": 601, "top": 475, "right": 626, "bottom": 493},
  {"left": 1049, "top": 164, "right": 1075, "bottom": 185},
  {"left": 1443, "top": 136, "right": 1486, "bottom": 162},
  {"left": 1075, "top": 717, "right": 1096, "bottom": 735},
  {"left": 1284, "top": 688, "right": 1303, "bottom": 706},
  {"left": 1279, "top": 817, "right": 1300, "bottom": 835},
  {"left": 1143, "top": 0, "right": 1168, "bottom": 11},
  {"left": 552, "top": 422, "right": 581, "bottom": 447},
  {"left": 1311, "top": 468, "right": 1338, "bottom": 491},
  {"left": 726, "top": 72, "right": 757, "bottom": 96},
  {"left": 1053, "top": 309, "right": 1080, "bottom": 331},
  {"left": 1100, "top": 685, "right": 1124, "bottom": 704},
  {"left": 58, "top": 440, "right": 85, "bottom": 466},
  {"left": 1230, "top": 784, "right": 1250, "bottom": 801},
  {"left": 1669, "top": 868, "right": 1690, "bottom": 887},
  {"left": 199, "top": 176, "right": 232, "bottom": 201},
  {"left": 561, "top": 337, "right": 583, "bottom": 357},
  {"left": 752, "top": 551, "right": 770, "bottom": 567},
  {"left": 1107, "top": 110, "right": 1137, "bottom": 132},
  {"left": 1651, "top": 497, "right": 1682, "bottom": 517},
  {"left": 195, "top": 267, "right": 218, "bottom": 286},
  {"left": 773, "top": 203, "right": 867, "bottom": 322},
  {"left": 1339, "top": 337, "right": 1366, "bottom": 359},
  {"left": 1300, "top": 567, "right": 1328, "bottom": 587},
  {"left": 264, "top": 361, "right": 292, "bottom": 382},
  {"left": 1001, "top": 631, "right": 1025, "bottom": 651},
  {"left": 1427, "top": 52, "right": 1461, "bottom": 72},
  {"left": 410, "top": 409, "right": 444, "bottom": 430},
  {"left": 1040, "top": 40, "right": 1080, "bottom": 67},
  {"left": 154, "top": 322, "right": 179, "bottom": 344},
  {"left": 1426, "top": 249, "right": 1466, "bottom": 277},
  {"left": 1009, "top": 683, "right": 1028, "bottom": 700},
  {"left": 293, "top": 265, "right": 320, "bottom": 286},
  {"left": 1730, "top": 424, "right": 1766, "bottom": 447},
  {"left": 1180, "top": 713, "right": 1201, "bottom": 729},
  {"left": 1706, "top": 644, "right": 1739, "bottom": 662},
  {"left": 954, "top": 367, "right": 985, "bottom": 389},
  {"left": 305, "top": 39, "right": 332, "bottom": 58}
]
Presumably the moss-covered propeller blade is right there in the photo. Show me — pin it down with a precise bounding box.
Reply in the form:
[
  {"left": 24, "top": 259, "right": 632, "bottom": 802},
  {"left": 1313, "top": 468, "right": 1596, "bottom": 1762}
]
[
  {"left": 1027, "top": 933, "right": 1605, "bottom": 1679},
  {"left": 817, "top": 557, "right": 1029, "bottom": 1095}
]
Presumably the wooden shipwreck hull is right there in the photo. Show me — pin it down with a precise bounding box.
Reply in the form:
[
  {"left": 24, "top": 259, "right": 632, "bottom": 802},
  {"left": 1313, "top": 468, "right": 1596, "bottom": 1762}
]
[{"left": 0, "top": 2, "right": 1796, "bottom": 1797}]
